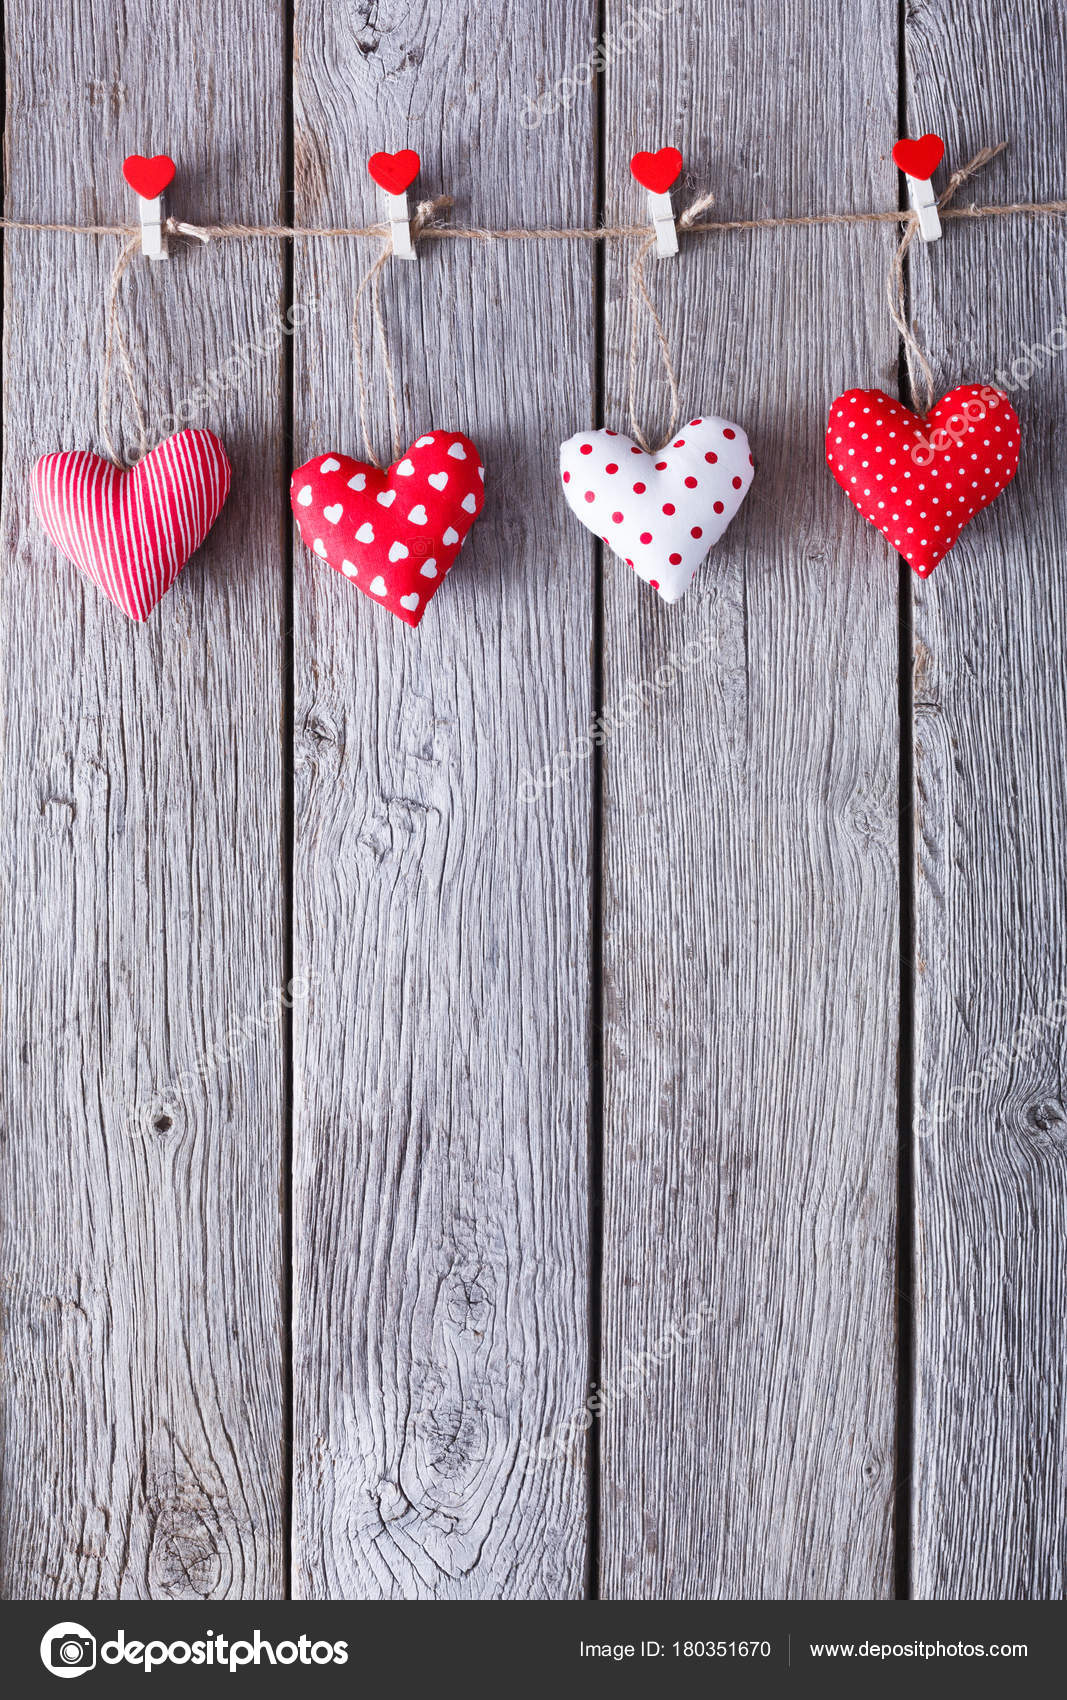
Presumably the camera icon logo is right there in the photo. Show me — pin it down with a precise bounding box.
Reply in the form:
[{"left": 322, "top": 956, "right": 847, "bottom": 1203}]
[{"left": 40, "top": 1623, "right": 97, "bottom": 1679}]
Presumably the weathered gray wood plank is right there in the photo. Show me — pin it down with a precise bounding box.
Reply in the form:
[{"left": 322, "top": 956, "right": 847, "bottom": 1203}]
[
  {"left": 0, "top": 2, "right": 288, "bottom": 1597},
  {"left": 908, "top": 0, "right": 1067, "bottom": 1599},
  {"left": 598, "top": 0, "right": 902, "bottom": 1597},
  {"left": 290, "top": 1, "right": 595, "bottom": 1598}
]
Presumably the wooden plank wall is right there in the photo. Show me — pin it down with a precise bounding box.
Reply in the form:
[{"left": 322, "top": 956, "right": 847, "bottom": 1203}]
[
  {"left": 1, "top": 0, "right": 1065, "bottom": 1602},
  {"left": 599, "top": 0, "right": 900, "bottom": 1598},
  {"left": 0, "top": 1, "right": 288, "bottom": 1597},
  {"left": 288, "top": 1, "right": 595, "bottom": 1599},
  {"left": 909, "top": 0, "right": 1067, "bottom": 1600}
]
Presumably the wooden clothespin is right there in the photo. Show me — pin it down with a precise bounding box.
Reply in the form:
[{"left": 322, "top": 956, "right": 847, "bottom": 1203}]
[
  {"left": 892, "top": 133, "right": 945, "bottom": 243},
  {"left": 630, "top": 147, "right": 683, "bottom": 257},
  {"left": 122, "top": 153, "right": 176, "bottom": 260},
  {"left": 367, "top": 149, "right": 422, "bottom": 261}
]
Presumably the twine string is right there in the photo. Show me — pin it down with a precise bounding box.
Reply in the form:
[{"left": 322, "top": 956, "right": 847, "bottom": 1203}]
[
  {"left": 3, "top": 167, "right": 1064, "bottom": 250},
  {"left": 351, "top": 241, "right": 397, "bottom": 469},
  {"left": 351, "top": 196, "right": 450, "bottom": 468},
  {"left": 887, "top": 141, "right": 1008, "bottom": 416},
  {"left": 47, "top": 198, "right": 1060, "bottom": 244},
  {"left": 627, "top": 188, "right": 716, "bottom": 451},
  {"left": 24, "top": 140, "right": 1061, "bottom": 467},
  {"left": 100, "top": 223, "right": 210, "bottom": 466},
  {"left": 627, "top": 231, "right": 670, "bottom": 451},
  {"left": 100, "top": 234, "right": 149, "bottom": 468}
]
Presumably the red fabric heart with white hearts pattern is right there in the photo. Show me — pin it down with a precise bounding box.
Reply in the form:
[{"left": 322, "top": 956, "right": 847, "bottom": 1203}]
[
  {"left": 291, "top": 433, "right": 485, "bottom": 627},
  {"left": 826, "top": 386, "right": 1020, "bottom": 576},
  {"left": 31, "top": 429, "right": 232, "bottom": 620}
]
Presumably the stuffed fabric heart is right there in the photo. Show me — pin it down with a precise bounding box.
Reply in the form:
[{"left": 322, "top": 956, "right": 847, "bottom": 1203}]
[
  {"left": 559, "top": 417, "right": 754, "bottom": 602},
  {"left": 826, "top": 385, "right": 1021, "bottom": 576},
  {"left": 31, "top": 429, "right": 232, "bottom": 620},
  {"left": 291, "top": 433, "right": 485, "bottom": 628}
]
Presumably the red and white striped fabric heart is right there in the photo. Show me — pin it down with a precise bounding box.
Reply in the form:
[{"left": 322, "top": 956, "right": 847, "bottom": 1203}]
[{"left": 31, "top": 429, "right": 233, "bottom": 620}]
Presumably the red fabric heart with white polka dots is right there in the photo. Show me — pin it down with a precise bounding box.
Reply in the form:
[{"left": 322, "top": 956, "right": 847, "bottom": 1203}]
[
  {"left": 826, "top": 385, "right": 1021, "bottom": 576},
  {"left": 559, "top": 417, "right": 754, "bottom": 602},
  {"left": 290, "top": 432, "right": 485, "bottom": 627}
]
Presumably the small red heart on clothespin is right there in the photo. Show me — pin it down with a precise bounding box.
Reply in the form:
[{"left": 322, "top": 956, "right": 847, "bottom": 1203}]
[
  {"left": 892, "top": 134, "right": 945, "bottom": 181},
  {"left": 367, "top": 150, "right": 421, "bottom": 195},
  {"left": 629, "top": 148, "right": 683, "bottom": 193},
  {"left": 122, "top": 153, "right": 176, "bottom": 199}
]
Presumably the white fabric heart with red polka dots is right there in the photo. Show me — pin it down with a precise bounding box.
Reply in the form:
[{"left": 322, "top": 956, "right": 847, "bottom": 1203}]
[{"left": 559, "top": 416, "right": 754, "bottom": 602}]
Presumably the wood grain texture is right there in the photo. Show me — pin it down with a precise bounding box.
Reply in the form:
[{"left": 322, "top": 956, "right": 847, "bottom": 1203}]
[
  {"left": 289, "top": 0, "right": 595, "bottom": 1598},
  {"left": 598, "top": 0, "right": 902, "bottom": 1598},
  {"left": 4, "top": 0, "right": 1067, "bottom": 1607},
  {"left": 908, "top": 0, "right": 1067, "bottom": 1600},
  {"left": 0, "top": 2, "right": 288, "bottom": 1597}
]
